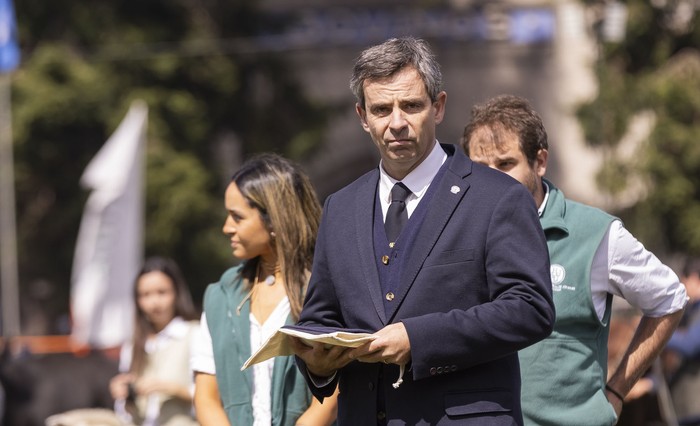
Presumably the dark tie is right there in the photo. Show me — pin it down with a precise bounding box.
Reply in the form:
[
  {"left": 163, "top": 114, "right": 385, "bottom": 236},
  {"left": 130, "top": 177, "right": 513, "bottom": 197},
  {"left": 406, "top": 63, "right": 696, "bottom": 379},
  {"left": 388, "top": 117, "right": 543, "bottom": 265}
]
[{"left": 385, "top": 182, "right": 411, "bottom": 243}]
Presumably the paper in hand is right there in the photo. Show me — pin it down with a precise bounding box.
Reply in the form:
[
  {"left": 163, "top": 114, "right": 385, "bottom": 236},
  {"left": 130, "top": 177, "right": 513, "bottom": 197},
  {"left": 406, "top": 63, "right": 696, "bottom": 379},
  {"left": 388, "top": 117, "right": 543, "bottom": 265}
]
[{"left": 241, "top": 325, "right": 375, "bottom": 370}]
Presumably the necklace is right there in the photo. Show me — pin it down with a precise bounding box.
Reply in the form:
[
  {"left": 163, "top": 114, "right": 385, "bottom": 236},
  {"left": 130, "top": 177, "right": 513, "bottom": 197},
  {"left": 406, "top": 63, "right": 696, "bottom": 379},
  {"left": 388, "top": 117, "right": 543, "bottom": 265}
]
[
  {"left": 236, "top": 260, "right": 281, "bottom": 315},
  {"left": 258, "top": 259, "right": 280, "bottom": 286}
]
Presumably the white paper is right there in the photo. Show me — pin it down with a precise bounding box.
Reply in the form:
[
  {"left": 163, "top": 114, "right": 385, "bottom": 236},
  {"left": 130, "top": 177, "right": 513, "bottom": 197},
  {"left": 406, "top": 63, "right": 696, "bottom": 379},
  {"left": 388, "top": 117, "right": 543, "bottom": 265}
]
[{"left": 241, "top": 327, "right": 375, "bottom": 370}]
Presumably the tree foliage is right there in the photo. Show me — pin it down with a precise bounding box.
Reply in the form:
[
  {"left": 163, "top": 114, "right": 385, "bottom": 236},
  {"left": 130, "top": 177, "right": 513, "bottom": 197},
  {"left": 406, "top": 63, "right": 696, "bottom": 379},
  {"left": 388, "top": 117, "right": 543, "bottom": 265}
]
[
  {"left": 10, "top": 0, "right": 330, "bottom": 330},
  {"left": 577, "top": 0, "right": 700, "bottom": 257}
]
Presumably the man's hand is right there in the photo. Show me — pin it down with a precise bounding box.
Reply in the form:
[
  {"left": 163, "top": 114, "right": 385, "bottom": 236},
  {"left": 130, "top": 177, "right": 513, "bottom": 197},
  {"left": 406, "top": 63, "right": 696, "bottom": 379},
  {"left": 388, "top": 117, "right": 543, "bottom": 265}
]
[
  {"left": 350, "top": 322, "right": 411, "bottom": 365},
  {"left": 290, "top": 337, "right": 353, "bottom": 378}
]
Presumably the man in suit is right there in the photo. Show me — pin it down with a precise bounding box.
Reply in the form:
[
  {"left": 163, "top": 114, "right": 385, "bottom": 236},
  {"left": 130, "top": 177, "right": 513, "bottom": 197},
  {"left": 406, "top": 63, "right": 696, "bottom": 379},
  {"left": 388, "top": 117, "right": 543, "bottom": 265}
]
[
  {"left": 461, "top": 94, "right": 687, "bottom": 425},
  {"left": 290, "top": 37, "right": 555, "bottom": 425}
]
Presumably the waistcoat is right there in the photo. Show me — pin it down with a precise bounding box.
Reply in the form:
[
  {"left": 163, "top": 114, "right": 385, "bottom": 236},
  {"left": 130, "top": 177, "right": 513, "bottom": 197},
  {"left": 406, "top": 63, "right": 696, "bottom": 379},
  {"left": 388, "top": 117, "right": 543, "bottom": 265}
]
[
  {"left": 372, "top": 163, "right": 448, "bottom": 315},
  {"left": 204, "top": 266, "right": 312, "bottom": 426},
  {"left": 133, "top": 321, "right": 199, "bottom": 426},
  {"left": 519, "top": 180, "right": 617, "bottom": 426}
]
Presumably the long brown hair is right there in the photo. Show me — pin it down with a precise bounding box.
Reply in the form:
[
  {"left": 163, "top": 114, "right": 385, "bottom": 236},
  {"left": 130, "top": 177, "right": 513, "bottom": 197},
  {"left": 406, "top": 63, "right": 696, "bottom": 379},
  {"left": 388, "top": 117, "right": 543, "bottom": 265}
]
[
  {"left": 129, "top": 256, "right": 198, "bottom": 375},
  {"left": 231, "top": 153, "right": 322, "bottom": 320}
]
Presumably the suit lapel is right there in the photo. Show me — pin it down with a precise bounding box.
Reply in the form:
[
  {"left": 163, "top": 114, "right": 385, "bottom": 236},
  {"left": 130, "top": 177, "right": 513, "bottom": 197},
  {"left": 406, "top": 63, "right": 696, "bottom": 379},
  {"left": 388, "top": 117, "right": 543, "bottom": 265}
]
[
  {"left": 354, "top": 169, "right": 387, "bottom": 324},
  {"left": 386, "top": 148, "right": 473, "bottom": 321}
]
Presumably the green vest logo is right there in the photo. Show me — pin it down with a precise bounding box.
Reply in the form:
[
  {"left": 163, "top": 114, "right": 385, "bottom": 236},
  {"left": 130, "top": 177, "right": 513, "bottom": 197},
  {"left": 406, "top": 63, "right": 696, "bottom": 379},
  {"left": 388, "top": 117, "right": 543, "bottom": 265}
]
[{"left": 550, "top": 264, "right": 565, "bottom": 292}]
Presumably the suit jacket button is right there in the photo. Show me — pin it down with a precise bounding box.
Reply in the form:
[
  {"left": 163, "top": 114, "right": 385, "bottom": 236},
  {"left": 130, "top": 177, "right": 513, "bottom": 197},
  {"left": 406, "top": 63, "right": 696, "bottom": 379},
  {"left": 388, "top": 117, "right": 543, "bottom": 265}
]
[
  {"left": 377, "top": 411, "right": 386, "bottom": 420},
  {"left": 385, "top": 292, "right": 394, "bottom": 301},
  {"left": 437, "top": 366, "right": 443, "bottom": 374},
  {"left": 451, "top": 365, "right": 458, "bottom": 372},
  {"left": 381, "top": 255, "right": 389, "bottom": 265},
  {"left": 430, "top": 367, "right": 437, "bottom": 375},
  {"left": 368, "top": 382, "right": 374, "bottom": 391}
]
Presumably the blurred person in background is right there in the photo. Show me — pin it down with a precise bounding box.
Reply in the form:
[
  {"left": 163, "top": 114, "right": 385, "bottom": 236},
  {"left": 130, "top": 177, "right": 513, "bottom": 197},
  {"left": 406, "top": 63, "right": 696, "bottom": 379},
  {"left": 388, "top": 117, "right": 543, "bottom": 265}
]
[
  {"left": 46, "top": 256, "right": 200, "bottom": 426},
  {"left": 109, "top": 256, "right": 200, "bottom": 426},
  {"left": 664, "top": 256, "right": 700, "bottom": 425},
  {"left": 461, "top": 94, "right": 687, "bottom": 426},
  {"left": 191, "top": 153, "right": 337, "bottom": 426}
]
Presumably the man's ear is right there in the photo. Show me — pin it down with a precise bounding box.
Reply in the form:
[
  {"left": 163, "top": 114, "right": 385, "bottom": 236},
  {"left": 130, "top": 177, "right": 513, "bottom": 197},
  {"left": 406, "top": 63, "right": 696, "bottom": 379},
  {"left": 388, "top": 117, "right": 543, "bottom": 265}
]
[
  {"left": 536, "top": 149, "right": 549, "bottom": 177},
  {"left": 433, "top": 91, "right": 447, "bottom": 125},
  {"left": 356, "top": 103, "right": 370, "bottom": 133}
]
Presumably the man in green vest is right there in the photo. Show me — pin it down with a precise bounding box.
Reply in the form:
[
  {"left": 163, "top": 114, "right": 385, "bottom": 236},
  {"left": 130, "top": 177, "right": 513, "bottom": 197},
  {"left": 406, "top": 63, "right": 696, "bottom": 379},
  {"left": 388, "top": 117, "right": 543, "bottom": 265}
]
[{"left": 460, "top": 94, "right": 688, "bottom": 425}]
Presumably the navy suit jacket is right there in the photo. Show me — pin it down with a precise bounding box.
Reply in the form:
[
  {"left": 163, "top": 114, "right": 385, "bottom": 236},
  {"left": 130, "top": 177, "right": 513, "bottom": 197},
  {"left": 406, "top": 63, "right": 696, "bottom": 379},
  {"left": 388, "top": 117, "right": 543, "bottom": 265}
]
[{"left": 297, "top": 144, "right": 554, "bottom": 425}]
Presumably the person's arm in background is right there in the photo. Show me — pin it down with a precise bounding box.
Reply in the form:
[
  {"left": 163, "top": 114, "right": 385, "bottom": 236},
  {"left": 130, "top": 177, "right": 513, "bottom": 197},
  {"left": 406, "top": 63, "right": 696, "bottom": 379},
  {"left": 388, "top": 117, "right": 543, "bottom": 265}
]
[
  {"left": 295, "top": 384, "right": 339, "bottom": 426},
  {"left": 603, "top": 222, "right": 688, "bottom": 415},
  {"left": 109, "top": 339, "right": 137, "bottom": 422},
  {"left": 606, "top": 312, "right": 683, "bottom": 414},
  {"left": 194, "top": 372, "right": 230, "bottom": 426},
  {"left": 133, "top": 377, "right": 192, "bottom": 402},
  {"left": 109, "top": 372, "right": 135, "bottom": 402}
]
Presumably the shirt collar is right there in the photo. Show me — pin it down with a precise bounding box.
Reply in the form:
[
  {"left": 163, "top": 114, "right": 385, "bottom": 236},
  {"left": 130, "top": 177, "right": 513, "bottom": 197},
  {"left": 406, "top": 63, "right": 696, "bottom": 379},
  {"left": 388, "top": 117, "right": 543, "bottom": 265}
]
[
  {"left": 538, "top": 180, "right": 550, "bottom": 217},
  {"left": 158, "top": 316, "right": 189, "bottom": 339},
  {"left": 379, "top": 141, "right": 447, "bottom": 203},
  {"left": 144, "top": 316, "right": 189, "bottom": 354}
]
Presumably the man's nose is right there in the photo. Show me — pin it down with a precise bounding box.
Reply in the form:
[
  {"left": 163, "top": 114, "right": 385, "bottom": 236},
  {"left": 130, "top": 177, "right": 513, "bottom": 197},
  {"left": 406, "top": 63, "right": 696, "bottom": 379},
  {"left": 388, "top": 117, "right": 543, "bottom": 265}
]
[{"left": 389, "top": 108, "right": 407, "bottom": 130}]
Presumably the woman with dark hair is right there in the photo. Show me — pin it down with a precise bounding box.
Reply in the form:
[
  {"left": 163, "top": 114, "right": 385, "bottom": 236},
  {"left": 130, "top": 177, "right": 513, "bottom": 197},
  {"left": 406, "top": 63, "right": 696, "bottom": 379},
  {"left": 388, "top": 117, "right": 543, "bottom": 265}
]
[
  {"left": 109, "top": 256, "right": 199, "bottom": 426},
  {"left": 191, "top": 153, "right": 337, "bottom": 426}
]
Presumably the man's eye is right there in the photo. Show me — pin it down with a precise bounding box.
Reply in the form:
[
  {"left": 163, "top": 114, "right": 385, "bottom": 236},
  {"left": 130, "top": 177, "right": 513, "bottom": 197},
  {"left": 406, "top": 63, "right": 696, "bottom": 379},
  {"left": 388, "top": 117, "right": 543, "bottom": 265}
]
[
  {"left": 404, "top": 103, "right": 422, "bottom": 112},
  {"left": 373, "top": 107, "right": 391, "bottom": 116}
]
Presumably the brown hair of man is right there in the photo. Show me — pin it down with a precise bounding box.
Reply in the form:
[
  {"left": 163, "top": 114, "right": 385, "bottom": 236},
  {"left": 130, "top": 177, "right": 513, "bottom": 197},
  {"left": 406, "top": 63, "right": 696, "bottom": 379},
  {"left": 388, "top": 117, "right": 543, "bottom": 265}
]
[{"left": 460, "top": 94, "right": 548, "bottom": 166}]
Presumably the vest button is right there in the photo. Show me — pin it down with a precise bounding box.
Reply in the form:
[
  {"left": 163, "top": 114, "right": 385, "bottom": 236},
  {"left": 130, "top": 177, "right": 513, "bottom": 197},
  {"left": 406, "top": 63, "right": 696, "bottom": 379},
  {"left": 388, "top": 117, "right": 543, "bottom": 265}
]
[
  {"left": 385, "top": 292, "right": 395, "bottom": 301},
  {"left": 381, "top": 255, "right": 389, "bottom": 265}
]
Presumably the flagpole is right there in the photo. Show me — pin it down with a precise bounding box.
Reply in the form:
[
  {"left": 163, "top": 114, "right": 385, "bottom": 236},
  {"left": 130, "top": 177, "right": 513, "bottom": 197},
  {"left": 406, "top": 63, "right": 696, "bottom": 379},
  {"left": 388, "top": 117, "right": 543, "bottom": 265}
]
[{"left": 0, "top": 72, "right": 20, "bottom": 337}]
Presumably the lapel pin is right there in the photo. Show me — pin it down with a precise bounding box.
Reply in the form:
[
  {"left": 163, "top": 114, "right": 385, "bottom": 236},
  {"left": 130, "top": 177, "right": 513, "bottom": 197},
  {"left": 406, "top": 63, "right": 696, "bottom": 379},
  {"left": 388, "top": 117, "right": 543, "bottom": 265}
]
[{"left": 450, "top": 185, "right": 460, "bottom": 194}]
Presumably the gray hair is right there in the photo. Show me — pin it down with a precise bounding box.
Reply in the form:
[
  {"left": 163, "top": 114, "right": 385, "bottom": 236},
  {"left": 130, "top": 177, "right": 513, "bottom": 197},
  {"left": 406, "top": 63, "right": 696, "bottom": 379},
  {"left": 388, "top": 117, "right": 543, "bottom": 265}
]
[{"left": 350, "top": 37, "right": 443, "bottom": 109}]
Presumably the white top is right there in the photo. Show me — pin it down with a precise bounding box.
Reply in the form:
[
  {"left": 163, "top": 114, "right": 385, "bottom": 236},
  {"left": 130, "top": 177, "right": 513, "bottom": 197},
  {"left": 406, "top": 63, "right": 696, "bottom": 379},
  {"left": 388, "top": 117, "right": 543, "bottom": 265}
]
[
  {"left": 116, "top": 316, "right": 196, "bottom": 426},
  {"left": 250, "top": 297, "right": 291, "bottom": 426},
  {"left": 190, "top": 313, "right": 215, "bottom": 375},
  {"left": 378, "top": 141, "right": 447, "bottom": 220},
  {"left": 539, "top": 183, "right": 688, "bottom": 320},
  {"left": 191, "top": 297, "right": 291, "bottom": 426}
]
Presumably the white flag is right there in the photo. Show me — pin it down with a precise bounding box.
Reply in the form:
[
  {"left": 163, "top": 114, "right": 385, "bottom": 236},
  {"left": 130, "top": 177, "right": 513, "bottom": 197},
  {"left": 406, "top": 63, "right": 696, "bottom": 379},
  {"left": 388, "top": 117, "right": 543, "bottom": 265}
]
[{"left": 70, "top": 100, "right": 147, "bottom": 349}]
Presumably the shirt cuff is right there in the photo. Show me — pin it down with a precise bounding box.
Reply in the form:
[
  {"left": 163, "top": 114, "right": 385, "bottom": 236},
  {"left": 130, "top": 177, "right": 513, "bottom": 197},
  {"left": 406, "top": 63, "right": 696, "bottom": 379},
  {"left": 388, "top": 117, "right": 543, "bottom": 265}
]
[{"left": 308, "top": 371, "right": 337, "bottom": 388}]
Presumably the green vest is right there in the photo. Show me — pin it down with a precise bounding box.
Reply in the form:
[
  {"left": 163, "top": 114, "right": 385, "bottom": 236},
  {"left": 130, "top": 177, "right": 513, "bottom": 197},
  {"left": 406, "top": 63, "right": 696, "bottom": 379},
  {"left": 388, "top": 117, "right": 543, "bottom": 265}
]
[
  {"left": 520, "top": 181, "right": 618, "bottom": 426},
  {"left": 203, "top": 265, "right": 312, "bottom": 426}
]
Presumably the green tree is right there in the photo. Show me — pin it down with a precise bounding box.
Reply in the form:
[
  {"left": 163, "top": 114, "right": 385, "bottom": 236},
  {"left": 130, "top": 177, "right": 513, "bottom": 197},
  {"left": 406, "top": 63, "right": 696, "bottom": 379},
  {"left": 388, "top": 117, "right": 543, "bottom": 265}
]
[
  {"left": 577, "top": 0, "right": 700, "bottom": 257},
  {"left": 10, "top": 0, "right": 330, "bottom": 331}
]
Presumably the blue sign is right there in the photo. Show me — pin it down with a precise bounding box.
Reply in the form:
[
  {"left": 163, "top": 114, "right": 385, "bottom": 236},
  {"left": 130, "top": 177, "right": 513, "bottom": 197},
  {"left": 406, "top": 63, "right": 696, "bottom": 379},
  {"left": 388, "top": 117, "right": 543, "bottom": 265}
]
[
  {"left": 510, "top": 9, "right": 556, "bottom": 44},
  {"left": 0, "top": 0, "right": 20, "bottom": 72},
  {"left": 258, "top": 7, "right": 555, "bottom": 51}
]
